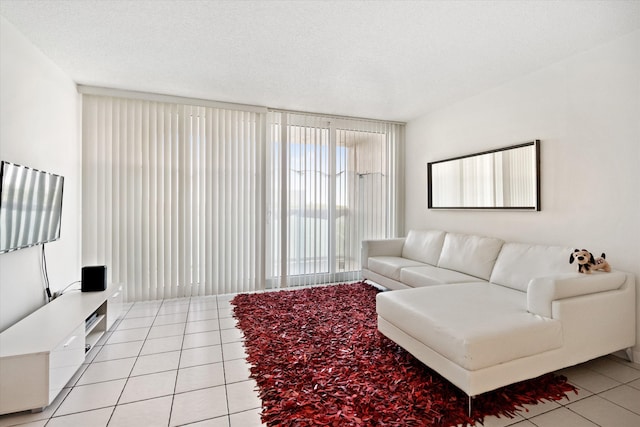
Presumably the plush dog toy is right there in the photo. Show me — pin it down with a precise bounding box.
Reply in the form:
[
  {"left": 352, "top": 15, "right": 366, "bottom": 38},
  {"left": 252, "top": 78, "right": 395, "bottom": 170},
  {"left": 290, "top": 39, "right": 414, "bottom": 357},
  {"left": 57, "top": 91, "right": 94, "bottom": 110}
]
[{"left": 569, "top": 249, "right": 611, "bottom": 274}]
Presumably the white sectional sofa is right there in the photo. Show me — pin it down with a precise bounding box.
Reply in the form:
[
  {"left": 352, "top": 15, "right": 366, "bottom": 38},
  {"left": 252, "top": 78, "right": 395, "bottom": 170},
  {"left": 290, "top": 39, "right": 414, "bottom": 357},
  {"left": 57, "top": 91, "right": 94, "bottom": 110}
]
[{"left": 364, "top": 230, "right": 636, "bottom": 397}]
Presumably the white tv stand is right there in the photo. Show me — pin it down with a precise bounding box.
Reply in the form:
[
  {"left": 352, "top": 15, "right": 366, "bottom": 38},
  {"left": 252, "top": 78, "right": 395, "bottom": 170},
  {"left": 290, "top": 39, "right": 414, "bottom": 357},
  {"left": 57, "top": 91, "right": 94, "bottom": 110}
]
[{"left": 0, "top": 283, "right": 123, "bottom": 415}]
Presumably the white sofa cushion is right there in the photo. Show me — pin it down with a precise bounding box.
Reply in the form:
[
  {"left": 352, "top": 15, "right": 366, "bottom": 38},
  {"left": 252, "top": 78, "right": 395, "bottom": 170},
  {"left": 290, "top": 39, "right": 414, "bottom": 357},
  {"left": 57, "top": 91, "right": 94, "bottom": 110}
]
[
  {"left": 490, "top": 243, "right": 575, "bottom": 292},
  {"left": 367, "top": 256, "right": 425, "bottom": 281},
  {"left": 376, "top": 284, "right": 563, "bottom": 371},
  {"left": 437, "top": 233, "right": 504, "bottom": 280},
  {"left": 401, "top": 230, "right": 446, "bottom": 266},
  {"left": 400, "top": 265, "right": 481, "bottom": 288}
]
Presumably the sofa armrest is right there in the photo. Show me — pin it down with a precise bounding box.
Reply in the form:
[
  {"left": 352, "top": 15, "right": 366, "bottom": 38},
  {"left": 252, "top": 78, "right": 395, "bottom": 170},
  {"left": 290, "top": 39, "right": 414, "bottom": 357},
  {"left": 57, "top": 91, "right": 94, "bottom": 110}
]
[
  {"left": 527, "top": 271, "right": 628, "bottom": 318},
  {"left": 361, "top": 238, "right": 405, "bottom": 269}
]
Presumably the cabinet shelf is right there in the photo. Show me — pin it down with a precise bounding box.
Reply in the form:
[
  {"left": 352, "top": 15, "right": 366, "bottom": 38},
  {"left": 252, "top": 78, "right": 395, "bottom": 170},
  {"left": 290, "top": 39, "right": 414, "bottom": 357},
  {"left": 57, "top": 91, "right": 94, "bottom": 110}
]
[
  {"left": 0, "top": 284, "right": 123, "bottom": 415},
  {"left": 85, "top": 313, "right": 104, "bottom": 335},
  {"left": 85, "top": 314, "right": 107, "bottom": 352}
]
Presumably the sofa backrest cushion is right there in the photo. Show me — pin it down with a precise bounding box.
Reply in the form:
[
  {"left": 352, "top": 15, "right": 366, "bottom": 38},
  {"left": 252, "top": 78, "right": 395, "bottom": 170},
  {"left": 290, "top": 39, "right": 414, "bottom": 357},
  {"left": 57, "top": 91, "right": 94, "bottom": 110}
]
[
  {"left": 490, "top": 243, "right": 575, "bottom": 292},
  {"left": 402, "top": 230, "right": 446, "bottom": 266},
  {"left": 437, "top": 233, "right": 504, "bottom": 280}
]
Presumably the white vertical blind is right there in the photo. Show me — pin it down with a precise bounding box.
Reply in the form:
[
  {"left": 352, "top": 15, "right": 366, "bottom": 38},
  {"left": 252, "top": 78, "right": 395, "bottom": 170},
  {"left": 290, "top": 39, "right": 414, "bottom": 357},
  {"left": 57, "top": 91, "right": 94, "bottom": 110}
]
[
  {"left": 83, "top": 94, "right": 402, "bottom": 300},
  {"left": 267, "top": 111, "right": 403, "bottom": 288},
  {"left": 82, "top": 95, "right": 265, "bottom": 301}
]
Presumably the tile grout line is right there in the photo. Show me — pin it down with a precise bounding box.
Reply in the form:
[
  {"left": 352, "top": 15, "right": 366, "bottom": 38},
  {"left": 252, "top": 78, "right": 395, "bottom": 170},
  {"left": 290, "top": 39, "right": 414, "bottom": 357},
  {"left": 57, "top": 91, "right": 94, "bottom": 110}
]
[
  {"left": 594, "top": 390, "right": 640, "bottom": 417},
  {"left": 218, "top": 294, "right": 234, "bottom": 423},
  {"left": 165, "top": 296, "right": 190, "bottom": 427},
  {"left": 564, "top": 405, "right": 604, "bottom": 427}
]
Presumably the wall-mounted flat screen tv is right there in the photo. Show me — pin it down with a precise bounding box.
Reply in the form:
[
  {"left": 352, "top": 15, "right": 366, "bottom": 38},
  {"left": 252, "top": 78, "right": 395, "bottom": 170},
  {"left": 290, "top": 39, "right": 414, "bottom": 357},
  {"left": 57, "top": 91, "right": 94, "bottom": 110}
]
[{"left": 0, "top": 161, "right": 64, "bottom": 254}]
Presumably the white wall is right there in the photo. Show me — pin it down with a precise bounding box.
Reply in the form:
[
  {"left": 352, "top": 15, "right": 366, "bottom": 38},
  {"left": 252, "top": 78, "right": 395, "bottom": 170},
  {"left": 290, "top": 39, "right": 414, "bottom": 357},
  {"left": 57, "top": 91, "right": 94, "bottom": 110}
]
[
  {"left": 0, "top": 17, "right": 81, "bottom": 332},
  {"left": 405, "top": 30, "right": 640, "bottom": 359}
]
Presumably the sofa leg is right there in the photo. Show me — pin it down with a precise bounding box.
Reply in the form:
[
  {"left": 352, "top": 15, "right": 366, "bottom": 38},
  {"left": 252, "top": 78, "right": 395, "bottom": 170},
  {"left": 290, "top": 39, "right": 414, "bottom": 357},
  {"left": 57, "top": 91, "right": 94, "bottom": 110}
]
[
  {"left": 468, "top": 395, "right": 473, "bottom": 418},
  {"left": 625, "top": 348, "right": 634, "bottom": 362}
]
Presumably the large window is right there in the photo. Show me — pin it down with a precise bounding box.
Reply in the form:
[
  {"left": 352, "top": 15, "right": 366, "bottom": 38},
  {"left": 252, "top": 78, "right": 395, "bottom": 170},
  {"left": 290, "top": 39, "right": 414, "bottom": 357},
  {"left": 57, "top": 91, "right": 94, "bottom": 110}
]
[
  {"left": 267, "top": 112, "right": 403, "bottom": 288},
  {"left": 82, "top": 94, "right": 403, "bottom": 301}
]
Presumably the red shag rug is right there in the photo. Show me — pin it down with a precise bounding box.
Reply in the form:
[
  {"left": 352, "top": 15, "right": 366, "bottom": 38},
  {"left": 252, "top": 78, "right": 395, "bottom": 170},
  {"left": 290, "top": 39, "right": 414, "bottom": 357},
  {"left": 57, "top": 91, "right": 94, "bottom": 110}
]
[{"left": 231, "top": 282, "right": 576, "bottom": 426}]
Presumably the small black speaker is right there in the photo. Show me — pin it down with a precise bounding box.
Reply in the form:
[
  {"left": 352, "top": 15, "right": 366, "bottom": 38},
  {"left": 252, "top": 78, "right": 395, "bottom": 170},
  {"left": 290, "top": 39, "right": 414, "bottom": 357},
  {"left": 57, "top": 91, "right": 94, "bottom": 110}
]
[{"left": 81, "top": 266, "right": 107, "bottom": 292}]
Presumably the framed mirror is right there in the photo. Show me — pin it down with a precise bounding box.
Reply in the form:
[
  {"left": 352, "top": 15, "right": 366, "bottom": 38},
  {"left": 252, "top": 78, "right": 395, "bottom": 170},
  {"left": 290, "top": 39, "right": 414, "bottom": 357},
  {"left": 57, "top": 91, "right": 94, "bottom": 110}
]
[{"left": 427, "top": 140, "right": 540, "bottom": 211}]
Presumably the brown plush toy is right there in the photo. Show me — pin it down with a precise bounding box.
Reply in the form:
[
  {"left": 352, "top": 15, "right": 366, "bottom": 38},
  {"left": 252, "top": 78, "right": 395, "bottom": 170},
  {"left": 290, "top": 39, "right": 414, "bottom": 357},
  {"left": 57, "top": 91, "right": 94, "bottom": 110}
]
[{"left": 569, "top": 249, "right": 611, "bottom": 274}]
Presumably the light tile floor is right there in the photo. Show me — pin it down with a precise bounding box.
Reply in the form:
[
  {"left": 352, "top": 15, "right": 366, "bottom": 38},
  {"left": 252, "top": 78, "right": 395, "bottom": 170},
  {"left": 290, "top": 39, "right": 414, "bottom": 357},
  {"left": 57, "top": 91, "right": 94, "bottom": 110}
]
[{"left": 0, "top": 292, "right": 639, "bottom": 427}]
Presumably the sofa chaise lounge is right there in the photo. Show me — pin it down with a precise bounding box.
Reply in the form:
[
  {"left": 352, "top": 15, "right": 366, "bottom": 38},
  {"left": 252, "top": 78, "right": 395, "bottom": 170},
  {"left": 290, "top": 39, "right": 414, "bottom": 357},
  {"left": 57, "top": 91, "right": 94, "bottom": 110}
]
[{"left": 363, "top": 230, "right": 636, "bottom": 397}]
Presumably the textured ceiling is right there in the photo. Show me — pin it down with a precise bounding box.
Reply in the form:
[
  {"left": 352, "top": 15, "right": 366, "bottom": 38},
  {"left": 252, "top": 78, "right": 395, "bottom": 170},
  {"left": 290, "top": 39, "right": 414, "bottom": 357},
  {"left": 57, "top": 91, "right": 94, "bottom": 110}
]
[{"left": 1, "top": 0, "right": 639, "bottom": 121}]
